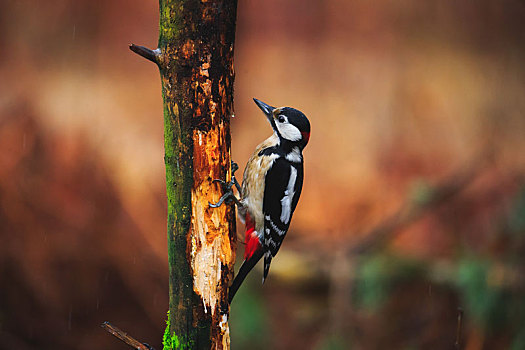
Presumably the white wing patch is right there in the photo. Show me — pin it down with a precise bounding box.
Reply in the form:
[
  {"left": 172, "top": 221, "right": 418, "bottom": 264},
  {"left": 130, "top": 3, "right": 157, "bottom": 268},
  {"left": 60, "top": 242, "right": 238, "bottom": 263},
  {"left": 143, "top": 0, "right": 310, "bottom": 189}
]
[{"left": 280, "top": 166, "right": 297, "bottom": 224}]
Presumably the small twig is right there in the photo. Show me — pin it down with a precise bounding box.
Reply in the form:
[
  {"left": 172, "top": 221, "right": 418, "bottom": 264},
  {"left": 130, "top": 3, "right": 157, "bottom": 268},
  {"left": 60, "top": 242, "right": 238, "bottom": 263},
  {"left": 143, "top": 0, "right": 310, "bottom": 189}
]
[
  {"left": 455, "top": 308, "right": 464, "bottom": 349},
  {"left": 129, "top": 44, "right": 160, "bottom": 64},
  {"left": 101, "top": 321, "right": 155, "bottom": 350}
]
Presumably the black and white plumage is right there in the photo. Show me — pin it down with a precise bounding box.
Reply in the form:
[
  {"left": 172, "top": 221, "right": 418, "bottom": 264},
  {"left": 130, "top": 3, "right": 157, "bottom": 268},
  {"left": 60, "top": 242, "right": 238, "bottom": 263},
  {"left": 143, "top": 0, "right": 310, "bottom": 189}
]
[{"left": 227, "top": 98, "right": 310, "bottom": 303}]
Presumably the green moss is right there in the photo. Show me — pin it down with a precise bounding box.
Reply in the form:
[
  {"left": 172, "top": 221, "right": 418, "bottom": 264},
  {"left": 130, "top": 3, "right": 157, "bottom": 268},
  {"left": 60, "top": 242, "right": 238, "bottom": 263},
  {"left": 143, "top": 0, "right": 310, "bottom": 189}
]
[
  {"left": 163, "top": 311, "right": 194, "bottom": 350},
  {"left": 160, "top": 63, "right": 195, "bottom": 340},
  {"left": 158, "top": 1, "right": 182, "bottom": 46}
]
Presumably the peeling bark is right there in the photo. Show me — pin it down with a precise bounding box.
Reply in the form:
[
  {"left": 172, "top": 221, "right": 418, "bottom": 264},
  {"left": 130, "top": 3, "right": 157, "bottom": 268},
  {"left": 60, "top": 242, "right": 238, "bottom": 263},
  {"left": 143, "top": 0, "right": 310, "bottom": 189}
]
[{"left": 131, "top": 0, "right": 237, "bottom": 348}]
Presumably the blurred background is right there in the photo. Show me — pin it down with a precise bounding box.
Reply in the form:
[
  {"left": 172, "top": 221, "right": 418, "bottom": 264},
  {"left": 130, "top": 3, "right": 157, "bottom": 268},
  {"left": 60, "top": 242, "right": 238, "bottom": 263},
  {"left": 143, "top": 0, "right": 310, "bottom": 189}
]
[{"left": 1, "top": 0, "right": 525, "bottom": 349}]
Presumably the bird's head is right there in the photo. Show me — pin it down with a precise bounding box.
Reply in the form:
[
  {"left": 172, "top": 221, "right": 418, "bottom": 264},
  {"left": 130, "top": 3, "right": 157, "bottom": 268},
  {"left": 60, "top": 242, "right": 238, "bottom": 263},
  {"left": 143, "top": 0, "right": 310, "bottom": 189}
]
[{"left": 253, "top": 98, "right": 310, "bottom": 149}]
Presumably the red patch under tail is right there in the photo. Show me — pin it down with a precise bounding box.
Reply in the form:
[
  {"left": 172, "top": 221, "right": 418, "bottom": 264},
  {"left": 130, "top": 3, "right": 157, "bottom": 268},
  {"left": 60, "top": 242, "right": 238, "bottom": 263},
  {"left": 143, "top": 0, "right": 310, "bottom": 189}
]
[{"left": 244, "top": 212, "right": 261, "bottom": 260}]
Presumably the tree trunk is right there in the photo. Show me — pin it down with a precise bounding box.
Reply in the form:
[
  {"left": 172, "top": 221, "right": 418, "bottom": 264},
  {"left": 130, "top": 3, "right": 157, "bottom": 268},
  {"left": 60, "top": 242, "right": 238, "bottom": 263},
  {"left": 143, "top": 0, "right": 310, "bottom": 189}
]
[{"left": 131, "top": 1, "right": 238, "bottom": 348}]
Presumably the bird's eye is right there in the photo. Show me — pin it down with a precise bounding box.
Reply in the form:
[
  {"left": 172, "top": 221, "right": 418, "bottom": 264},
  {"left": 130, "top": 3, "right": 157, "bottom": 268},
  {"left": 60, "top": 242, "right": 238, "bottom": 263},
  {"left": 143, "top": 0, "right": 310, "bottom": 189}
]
[{"left": 278, "top": 115, "right": 286, "bottom": 123}]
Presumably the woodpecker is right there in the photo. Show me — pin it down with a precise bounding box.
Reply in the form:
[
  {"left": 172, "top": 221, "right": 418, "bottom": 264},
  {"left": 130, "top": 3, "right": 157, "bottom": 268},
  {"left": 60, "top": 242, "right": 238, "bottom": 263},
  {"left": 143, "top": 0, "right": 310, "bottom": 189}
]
[{"left": 211, "top": 98, "right": 310, "bottom": 303}]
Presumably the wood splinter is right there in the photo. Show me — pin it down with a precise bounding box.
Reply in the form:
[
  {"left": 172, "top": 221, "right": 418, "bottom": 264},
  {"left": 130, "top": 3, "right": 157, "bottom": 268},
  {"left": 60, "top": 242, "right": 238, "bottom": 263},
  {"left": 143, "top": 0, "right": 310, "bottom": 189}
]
[
  {"left": 101, "top": 321, "right": 155, "bottom": 350},
  {"left": 129, "top": 44, "right": 160, "bottom": 64}
]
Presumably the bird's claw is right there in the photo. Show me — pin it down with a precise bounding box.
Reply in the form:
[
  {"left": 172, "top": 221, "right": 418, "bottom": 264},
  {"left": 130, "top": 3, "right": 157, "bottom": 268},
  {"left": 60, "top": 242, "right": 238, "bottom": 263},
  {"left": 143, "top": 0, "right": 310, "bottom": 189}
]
[
  {"left": 209, "top": 194, "right": 229, "bottom": 208},
  {"left": 212, "top": 178, "right": 227, "bottom": 186},
  {"left": 209, "top": 160, "right": 241, "bottom": 208},
  {"left": 231, "top": 160, "right": 239, "bottom": 173}
]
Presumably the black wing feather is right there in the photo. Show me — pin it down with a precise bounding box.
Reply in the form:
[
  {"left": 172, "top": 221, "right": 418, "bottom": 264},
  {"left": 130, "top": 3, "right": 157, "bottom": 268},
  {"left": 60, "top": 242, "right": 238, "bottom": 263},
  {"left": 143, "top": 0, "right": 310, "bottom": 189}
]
[{"left": 262, "top": 158, "right": 303, "bottom": 281}]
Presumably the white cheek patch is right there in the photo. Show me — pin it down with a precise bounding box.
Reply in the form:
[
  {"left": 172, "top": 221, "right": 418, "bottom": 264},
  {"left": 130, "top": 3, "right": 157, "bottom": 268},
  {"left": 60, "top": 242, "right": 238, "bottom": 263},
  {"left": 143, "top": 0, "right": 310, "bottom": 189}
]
[{"left": 276, "top": 122, "right": 302, "bottom": 142}]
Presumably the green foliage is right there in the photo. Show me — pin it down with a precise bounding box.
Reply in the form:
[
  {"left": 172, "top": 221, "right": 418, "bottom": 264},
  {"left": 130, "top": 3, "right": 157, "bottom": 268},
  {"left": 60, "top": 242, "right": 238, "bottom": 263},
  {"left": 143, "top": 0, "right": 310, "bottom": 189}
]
[
  {"left": 354, "top": 254, "right": 425, "bottom": 311},
  {"left": 511, "top": 329, "right": 525, "bottom": 350},
  {"left": 229, "top": 270, "right": 269, "bottom": 350},
  {"left": 508, "top": 186, "right": 525, "bottom": 234},
  {"left": 456, "top": 258, "right": 508, "bottom": 330},
  {"left": 455, "top": 255, "right": 525, "bottom": 349},
  {"left": 315, "top": 335, "right": 349, "bottom": 350}
]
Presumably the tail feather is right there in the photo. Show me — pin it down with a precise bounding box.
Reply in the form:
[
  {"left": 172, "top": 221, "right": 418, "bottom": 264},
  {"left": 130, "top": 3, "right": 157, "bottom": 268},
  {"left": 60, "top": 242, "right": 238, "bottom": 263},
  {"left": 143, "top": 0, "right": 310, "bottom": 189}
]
[
  {"left": 228, "top": 249, "right": 263, "bottom": 303},
  {"left": 263, "top": 252, "right": 272, "bottom": 283}
]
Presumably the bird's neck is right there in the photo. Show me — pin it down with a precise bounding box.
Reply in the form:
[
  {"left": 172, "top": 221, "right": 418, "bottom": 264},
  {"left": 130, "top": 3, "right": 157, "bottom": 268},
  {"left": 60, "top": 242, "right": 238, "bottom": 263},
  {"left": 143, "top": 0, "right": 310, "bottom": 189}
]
[{"left": 278, "top": 138, "right": 303, "bottom": 153}]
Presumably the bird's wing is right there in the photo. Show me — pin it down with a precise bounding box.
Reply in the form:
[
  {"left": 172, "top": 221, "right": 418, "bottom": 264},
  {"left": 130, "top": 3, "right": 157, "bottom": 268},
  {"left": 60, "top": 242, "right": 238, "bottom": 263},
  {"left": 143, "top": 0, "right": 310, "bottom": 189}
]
[{"left": 262, "top": 158, "right": 303, "bottom": 281}]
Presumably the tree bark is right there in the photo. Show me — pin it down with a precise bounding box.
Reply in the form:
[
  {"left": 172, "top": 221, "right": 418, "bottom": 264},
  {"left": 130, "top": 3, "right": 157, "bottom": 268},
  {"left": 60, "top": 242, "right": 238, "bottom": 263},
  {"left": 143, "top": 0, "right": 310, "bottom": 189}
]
[{"left": 131, "top": 1, "right": 237, "bottom": 349}]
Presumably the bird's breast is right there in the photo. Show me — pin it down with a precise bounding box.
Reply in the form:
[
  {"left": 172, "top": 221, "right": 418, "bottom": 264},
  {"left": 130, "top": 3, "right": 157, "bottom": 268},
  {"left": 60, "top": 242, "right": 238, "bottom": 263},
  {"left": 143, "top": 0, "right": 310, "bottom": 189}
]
[{"left": 241, "top": 148, "right": 280, "bottom": 235}]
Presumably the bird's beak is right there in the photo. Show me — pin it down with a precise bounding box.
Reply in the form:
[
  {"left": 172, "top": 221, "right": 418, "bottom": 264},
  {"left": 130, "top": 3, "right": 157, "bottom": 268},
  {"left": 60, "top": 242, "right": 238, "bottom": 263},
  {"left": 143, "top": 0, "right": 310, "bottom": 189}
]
[{"left": 253, "top": 98, "right": 275, "bottom": 124}]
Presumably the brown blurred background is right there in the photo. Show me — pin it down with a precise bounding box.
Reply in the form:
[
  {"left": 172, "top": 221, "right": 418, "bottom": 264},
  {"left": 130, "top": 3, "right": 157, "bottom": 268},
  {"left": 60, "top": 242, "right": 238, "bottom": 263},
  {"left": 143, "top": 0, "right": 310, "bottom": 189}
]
[{"left": 1, "top": 0, "right": 525, "bottom": 349}]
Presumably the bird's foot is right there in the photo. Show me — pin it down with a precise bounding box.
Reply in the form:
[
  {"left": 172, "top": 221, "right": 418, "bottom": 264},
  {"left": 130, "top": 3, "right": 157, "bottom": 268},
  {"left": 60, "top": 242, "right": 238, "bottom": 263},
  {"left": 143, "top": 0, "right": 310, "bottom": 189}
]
[{"left": 209, "top": 160, "right": 242, "bottom": 208}]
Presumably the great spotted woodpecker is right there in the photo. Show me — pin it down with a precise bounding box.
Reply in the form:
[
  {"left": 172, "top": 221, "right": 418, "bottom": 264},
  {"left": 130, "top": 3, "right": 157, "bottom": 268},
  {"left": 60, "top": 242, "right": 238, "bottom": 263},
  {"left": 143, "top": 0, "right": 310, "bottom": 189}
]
[{"left": 211, "top": 98, "right": 310, "bottom": 303}]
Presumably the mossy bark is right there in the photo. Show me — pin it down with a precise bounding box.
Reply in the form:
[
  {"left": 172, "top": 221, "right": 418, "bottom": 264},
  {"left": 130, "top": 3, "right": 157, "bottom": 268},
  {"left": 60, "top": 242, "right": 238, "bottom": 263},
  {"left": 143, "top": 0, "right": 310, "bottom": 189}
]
[{"left": 133, "top": 0, "right": 238, "bottom": 348}]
